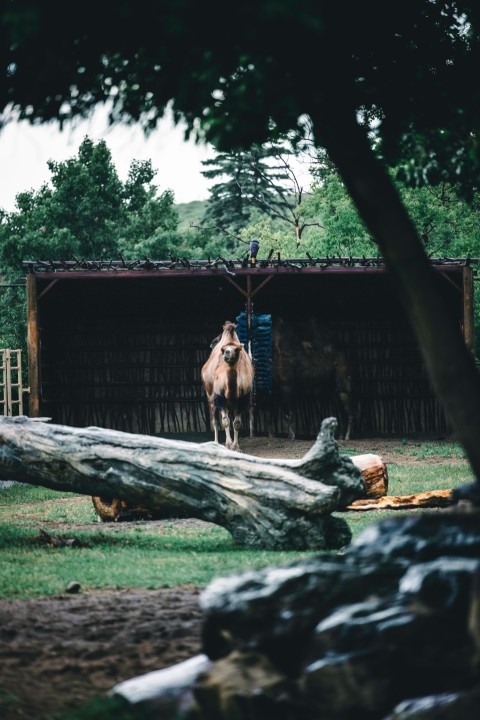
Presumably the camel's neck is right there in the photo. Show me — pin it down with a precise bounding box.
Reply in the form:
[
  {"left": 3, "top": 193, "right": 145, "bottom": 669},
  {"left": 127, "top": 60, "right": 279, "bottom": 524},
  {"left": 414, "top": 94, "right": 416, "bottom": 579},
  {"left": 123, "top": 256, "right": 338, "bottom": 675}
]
[{"left": 225, "top": 367, "right": 238, "bottom": 399}]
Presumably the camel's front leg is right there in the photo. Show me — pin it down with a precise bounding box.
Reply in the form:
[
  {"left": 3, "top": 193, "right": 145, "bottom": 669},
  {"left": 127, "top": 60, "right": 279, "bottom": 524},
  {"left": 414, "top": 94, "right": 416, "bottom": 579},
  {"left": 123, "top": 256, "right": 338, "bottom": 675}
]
[
  {"left": 208, "top": 399, "right": 219, "bottom": 444},
  {"left": 220, "top": 409, "right": 233, "bottom": 449},
  {"left": 232, "top": 414, "right": 242, "bottom": 452},
  {"left": 284, "top": 410, "right": 295, "bottom": 440}
]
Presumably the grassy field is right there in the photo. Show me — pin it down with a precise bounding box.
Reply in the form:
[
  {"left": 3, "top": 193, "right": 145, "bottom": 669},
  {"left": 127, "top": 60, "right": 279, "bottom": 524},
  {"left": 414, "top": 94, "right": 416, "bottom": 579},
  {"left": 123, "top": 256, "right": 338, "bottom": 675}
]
[{"left": 0, "top": 441, "right": 473, "bottom": 599}]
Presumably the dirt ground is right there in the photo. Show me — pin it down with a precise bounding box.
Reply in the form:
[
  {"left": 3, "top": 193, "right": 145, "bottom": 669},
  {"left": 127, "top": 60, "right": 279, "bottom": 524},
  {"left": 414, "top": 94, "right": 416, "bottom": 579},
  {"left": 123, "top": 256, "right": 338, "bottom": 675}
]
[{"left": 0, "top": 436, "right": 462, "bottom": 719}]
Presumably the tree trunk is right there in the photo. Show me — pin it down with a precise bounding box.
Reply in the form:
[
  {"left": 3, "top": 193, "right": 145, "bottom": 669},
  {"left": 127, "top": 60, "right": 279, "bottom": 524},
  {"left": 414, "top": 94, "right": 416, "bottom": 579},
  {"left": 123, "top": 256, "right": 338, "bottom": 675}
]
[
  {"left": 92, "top": 453, "right": 387, "bottom": 522},
  {"left": 318, "top": 111, "right": 480, "bottom": 490},
  {"left": 0, "top": 415, "right": 364, "bottom": 550}
]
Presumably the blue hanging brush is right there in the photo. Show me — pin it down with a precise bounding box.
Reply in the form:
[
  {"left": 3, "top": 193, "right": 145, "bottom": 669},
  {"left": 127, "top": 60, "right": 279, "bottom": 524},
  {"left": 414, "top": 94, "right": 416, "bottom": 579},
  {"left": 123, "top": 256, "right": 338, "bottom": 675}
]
[{"left": 236, "top": 311, "right": 272, "bottom": 394}]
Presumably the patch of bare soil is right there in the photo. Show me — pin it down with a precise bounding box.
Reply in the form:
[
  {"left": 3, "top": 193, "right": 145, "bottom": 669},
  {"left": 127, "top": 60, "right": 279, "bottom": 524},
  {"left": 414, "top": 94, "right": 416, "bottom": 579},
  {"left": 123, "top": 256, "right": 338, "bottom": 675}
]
[
  {"left": 0, "top": 436, "right": 464, "bottom": 719},
  {"left": 0, "top": 588, "right": 204, "bottom": 719}
]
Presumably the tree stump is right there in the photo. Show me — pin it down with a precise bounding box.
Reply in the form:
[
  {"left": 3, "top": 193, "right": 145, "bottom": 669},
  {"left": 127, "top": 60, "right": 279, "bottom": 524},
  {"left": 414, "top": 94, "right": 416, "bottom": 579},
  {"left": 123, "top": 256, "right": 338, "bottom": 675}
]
[{"left": 350, "top": 453, "right": 388, "bottom": 497}]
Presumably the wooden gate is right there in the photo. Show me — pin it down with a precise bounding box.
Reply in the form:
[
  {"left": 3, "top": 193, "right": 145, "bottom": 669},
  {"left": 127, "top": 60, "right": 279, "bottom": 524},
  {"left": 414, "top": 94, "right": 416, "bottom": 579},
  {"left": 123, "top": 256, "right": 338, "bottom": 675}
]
[{"left": 0, "top": 349, "right": 26, "bottom": 416}]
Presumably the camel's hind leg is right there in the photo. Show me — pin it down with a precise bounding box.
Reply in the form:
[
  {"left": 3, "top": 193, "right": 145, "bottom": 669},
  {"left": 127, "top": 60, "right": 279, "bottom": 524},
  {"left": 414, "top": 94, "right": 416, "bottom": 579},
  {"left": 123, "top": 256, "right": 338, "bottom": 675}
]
[
  {"left": 340, "top": 398, "right": 353, "bottom": 441},
  {"left": 208, "top": 399, "right": 220, "bottom": 444},
  {"left": 336, "top": 359, "right": 354, "bottom": 440},
  {"left": 281, "top": 391, "right": 295, "bottom": 440},
  {"left": 285, "top": 411, "right": 295, "bottom": 440}
]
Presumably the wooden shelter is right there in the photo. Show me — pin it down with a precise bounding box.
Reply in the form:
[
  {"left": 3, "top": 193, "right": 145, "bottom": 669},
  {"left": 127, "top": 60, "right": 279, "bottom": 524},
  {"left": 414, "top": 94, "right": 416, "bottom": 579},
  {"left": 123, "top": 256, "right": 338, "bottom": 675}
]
[{"left": 24, "top": 256, "right": 476, "bottom": 439}]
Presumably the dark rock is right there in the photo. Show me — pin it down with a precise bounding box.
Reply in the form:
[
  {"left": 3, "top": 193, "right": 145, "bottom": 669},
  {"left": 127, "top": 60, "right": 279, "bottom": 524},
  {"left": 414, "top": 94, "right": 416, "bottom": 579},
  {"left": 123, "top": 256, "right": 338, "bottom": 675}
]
[
  {"left": 385, "top": 688, "right": 480, "bottom": 719},
  {"left": 113, "top": 510, "right": 480, "bottom": 719}
]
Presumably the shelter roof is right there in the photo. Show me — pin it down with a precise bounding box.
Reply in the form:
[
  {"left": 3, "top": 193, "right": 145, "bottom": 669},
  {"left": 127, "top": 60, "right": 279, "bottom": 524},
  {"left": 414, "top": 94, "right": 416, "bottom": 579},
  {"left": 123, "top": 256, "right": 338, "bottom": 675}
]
[{"left": 21, "top": 255, "right": 479, "bottom": 279}]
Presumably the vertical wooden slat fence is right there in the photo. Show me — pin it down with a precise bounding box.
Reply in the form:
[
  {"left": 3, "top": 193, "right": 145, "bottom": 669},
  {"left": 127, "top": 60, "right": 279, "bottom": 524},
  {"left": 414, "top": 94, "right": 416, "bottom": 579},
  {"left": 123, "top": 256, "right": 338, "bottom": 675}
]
[{"left": 40, "top": 323, "right": 212, "bottom": 435}]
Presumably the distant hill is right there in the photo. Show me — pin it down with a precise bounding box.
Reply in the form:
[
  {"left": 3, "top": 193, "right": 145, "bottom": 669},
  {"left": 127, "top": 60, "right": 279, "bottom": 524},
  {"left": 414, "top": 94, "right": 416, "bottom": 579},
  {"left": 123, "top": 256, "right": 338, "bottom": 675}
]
[{"left": 176, "top": 199, "right": 207, "bottom": 231}]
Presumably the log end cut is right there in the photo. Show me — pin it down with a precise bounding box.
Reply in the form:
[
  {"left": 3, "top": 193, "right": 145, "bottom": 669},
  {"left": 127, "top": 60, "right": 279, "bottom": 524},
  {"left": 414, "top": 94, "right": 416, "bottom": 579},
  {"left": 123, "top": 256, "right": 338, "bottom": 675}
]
[{"left": 350, "top": 453, "right": 389, "bottom": 497}]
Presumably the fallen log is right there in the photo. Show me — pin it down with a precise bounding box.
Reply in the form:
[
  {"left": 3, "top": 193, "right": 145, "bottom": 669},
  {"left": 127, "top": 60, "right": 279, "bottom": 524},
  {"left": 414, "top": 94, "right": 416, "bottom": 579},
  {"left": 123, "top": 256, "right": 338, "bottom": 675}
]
[
  {"left": 0, "top": 415, "right": 364, "bottom": 550},
  {"left": 92, "top": 452, "right": 388, "bottom": 522},
  {"left": 346, "top": 488, "right": 455, "bottom": 511}
]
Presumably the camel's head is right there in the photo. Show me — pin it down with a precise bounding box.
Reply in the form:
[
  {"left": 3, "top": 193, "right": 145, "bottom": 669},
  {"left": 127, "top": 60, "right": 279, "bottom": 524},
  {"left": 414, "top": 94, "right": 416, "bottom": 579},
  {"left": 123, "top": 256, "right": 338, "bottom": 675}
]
[
  {"left": 210, "top": 321, "right": 238, "bottom": 349},
  {"left": 221, "top": 343, "right": 242, "bottom": 365}
]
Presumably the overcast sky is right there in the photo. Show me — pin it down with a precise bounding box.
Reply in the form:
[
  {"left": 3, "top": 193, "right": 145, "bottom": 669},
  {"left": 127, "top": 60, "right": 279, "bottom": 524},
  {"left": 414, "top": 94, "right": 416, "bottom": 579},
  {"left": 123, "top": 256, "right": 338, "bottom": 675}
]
[{"left": 0, "top": 104, "right": 217, "bottom": 212}]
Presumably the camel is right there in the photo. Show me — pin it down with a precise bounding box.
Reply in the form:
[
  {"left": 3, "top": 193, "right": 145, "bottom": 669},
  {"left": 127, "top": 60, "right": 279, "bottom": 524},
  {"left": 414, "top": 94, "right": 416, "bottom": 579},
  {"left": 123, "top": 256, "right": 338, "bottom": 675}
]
[{"left": 201, "top": 321, "right": 255, "bottom": 451}]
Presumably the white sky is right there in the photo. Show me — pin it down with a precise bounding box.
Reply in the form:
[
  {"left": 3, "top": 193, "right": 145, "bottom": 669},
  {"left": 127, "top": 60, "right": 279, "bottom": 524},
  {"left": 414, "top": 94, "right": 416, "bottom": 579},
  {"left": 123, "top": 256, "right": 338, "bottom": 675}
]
[{"left": 0, "top": 104, "right": 217, "bottom": 212}]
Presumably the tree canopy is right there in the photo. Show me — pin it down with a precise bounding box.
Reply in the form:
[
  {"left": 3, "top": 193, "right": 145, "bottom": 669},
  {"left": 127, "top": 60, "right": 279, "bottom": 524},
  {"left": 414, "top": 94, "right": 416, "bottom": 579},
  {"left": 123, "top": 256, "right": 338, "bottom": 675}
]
[
  {"left": 201, "top": 143, "right": 321, "bottom": 246},
  {"left": 201, "top": 150, "right": 270, "bottom": 238},
  {"left": 2, "top": 1, "right": 480, "bottom": 486},
  {"left": 0, "top": 136, "right": 179, "bottom": 272},
  {"left": 2, "top": 2, "right": 479, "bottom": 180}
]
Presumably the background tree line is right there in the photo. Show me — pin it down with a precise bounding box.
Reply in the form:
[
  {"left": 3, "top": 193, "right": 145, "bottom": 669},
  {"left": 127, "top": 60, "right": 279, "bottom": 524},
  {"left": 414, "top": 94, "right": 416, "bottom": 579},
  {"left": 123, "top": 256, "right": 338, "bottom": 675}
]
[{"left": 2, "top": 134, "right": 480, "bottom": 357}]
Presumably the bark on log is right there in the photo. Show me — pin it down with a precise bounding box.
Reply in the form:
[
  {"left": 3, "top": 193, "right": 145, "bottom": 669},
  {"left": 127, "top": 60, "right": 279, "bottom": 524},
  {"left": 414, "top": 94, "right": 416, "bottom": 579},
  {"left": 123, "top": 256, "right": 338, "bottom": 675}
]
[
  {"left": 0, "top": 415, "right": 364, "bottom": 550},
  {"left": 346, "top": 489, "right": 454, "bottom": 511},
  {"left": 92, "top": 452, "right": 388, "bottom": 522}
]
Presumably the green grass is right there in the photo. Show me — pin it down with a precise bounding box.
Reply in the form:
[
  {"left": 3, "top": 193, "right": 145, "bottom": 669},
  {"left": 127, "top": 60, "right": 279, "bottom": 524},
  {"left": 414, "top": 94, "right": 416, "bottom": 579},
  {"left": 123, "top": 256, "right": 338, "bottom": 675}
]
[
  {"left": 42, "top": 696, "right": 146, "bottom": 720},
  {"left": 335, "top": 452, "right": 475, "bottom": 539},
  {"left": 0, "top": 484, "right": 76, "bottom": 505},
  {"left": 0, "top": 486, "right": 315, "bottom": 598},
  {"left": 392, "top": 439, "right": 467, "bottom": 460},
  {"left": 381, "top": 462, "right": 471, "bottom": 493},
  {"left": 0, "top": 454, "right": 475, "bottom": 599}
]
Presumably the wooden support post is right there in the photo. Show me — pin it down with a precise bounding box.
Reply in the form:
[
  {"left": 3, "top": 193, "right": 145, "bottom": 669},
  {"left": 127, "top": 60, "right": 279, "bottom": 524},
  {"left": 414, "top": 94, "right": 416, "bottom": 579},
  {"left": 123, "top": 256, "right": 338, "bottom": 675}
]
[
  {"left": 246, "top": 275, "right": 254, "bottom": 438},
  {"left": 26, "top": 273, "right": 40, "bottom": 418},
  {"left": 463, "top": 266, "right": 475, "bottom": 355}
]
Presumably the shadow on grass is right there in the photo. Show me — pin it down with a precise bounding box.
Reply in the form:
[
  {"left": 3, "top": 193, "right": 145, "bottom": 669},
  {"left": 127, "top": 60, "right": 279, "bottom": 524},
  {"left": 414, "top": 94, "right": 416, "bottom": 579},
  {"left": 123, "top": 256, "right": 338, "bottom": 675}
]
[{"left": 0, "top": 523, "right": 236, "bottom": 553}]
